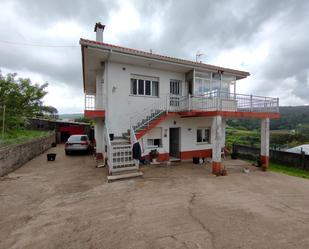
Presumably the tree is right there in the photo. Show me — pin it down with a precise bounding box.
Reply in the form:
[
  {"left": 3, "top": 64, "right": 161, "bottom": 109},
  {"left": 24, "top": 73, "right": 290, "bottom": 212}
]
[
  {"left": 0, "top": 72, "right": 52, "bottom": 131},
  {"left": 42, "top": 105, "right": 59, "bottom": 120}
]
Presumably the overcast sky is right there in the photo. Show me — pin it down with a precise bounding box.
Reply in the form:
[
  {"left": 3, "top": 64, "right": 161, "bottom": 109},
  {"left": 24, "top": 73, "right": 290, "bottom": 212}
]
[{"left": 0, "top": 0, "right": 308, "bottom": 113}]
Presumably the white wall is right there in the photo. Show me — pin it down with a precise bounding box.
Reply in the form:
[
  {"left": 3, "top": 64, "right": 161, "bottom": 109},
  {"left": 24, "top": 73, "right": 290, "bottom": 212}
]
[
  {"left": 139, "top": 116, "right": 226, "bottom": 156},
  {"left": 105, "top": 61, "right": 186, "bottom": 135}
]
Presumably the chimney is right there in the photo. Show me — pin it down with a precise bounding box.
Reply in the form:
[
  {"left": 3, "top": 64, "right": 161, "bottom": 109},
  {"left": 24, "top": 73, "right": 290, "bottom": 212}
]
[{"left": 94, "top": 22, "right": 105, "bottom": 42}]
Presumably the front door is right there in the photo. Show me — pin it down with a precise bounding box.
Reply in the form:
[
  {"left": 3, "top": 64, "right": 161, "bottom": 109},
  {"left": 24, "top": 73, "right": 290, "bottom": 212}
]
[{"left": 169, "top": 128, "right": 180, "bottom": 158}]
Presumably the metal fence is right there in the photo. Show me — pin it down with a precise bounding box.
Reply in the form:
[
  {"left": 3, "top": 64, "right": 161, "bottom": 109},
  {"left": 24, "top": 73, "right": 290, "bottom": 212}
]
[{"left": 234, "top": 144, "right": 309, "bottom": 170}]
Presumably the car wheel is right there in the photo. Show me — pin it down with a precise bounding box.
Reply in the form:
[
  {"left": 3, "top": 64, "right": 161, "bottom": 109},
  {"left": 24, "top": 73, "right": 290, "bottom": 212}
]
[{"left": 65, "top": 150, "right": 70, "bottom": 155}]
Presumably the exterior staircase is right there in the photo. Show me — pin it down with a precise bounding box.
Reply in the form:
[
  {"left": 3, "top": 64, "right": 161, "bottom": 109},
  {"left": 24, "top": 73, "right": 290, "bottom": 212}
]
[{"left": 105, "top": 128, "right": 143, "bottom": 182}]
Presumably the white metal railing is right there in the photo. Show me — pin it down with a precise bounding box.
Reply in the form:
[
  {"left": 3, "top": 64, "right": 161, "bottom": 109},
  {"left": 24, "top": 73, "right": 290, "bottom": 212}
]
[
  {"left": 130, "top": 94, "right": 170, "bottom": 132},
  {"left": 85, "top": 94, "right": 95, "bottom": 110},
  {"left": 130, "top": 91, "right": 279, "bottom": 132},
  {"left": 190, "top": 90, "right": 279, "bottom": 113}
]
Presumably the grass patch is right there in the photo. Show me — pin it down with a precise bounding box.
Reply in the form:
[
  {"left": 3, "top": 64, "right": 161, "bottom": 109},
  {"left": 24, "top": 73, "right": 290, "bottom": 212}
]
[
  {"left": 0, "top": 129, "right": 52, "bottom": 147},
  {"left": 269, "top": 162, "right": 309, "bottom": 179}
]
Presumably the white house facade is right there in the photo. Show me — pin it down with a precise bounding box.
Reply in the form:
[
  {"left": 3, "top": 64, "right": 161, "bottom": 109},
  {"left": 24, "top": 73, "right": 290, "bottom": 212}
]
[{"left": 81, "top": 23, "right": 280, "bottom": 178}]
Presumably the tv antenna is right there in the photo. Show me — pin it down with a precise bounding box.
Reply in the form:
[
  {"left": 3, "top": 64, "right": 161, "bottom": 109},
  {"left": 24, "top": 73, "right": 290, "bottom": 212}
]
[{"left": 196, "top": 51, "right": 204, "bottom": 63}]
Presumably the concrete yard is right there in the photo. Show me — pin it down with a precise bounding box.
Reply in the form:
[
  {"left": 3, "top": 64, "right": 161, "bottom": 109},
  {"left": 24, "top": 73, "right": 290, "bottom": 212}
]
[{"left": 1, "top": 145, "right": 309, "bottom": 249}]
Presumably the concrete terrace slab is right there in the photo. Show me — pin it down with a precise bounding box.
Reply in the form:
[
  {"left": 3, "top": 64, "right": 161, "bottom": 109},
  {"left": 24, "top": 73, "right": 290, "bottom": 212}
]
[{"left": 1, "top": 145, "right": 309, "bottom": 249}]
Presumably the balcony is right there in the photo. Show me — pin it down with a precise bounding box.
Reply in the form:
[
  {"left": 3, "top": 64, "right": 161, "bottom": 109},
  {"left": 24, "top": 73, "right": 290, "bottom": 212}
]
[
  {"left": 84, "top": 94, "right": 105, "bottom": 119},
  {"left": 169, "top": 91, "right": 280, "bottom": 118}
]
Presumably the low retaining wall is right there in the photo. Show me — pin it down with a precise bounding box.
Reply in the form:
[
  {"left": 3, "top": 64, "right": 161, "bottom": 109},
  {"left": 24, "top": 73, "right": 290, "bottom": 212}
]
[
  {"left": 0, "top": 133, "right": 55, "bottom": 176},
  {"left": 234, "top": 144, "right": 309, "bottom": 170}
]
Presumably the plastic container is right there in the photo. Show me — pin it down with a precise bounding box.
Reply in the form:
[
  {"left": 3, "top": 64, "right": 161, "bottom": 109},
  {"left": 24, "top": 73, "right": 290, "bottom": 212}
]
[{"left": 47, "top": 153, "right": 56, "bottom": 161}]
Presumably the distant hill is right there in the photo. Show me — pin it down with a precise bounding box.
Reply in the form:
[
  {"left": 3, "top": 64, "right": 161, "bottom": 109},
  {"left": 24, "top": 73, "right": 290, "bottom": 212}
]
[
  {"left": 58, "top": 113, "right": 83, "bottom": 120},
  {"left": 227, "top": 105, "right": 309, "bottom": 130},
  {"left": 271, "top": 106, "right": 309, "bottom": 130}
]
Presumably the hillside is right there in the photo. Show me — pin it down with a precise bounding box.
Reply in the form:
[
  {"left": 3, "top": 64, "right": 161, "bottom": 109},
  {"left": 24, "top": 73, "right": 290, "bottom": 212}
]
[
  {"left": 58, "top": 113, "right": 83, "bottom": 120},
  {"left": 227, "top": 105, "right": 309, "bottom": 130}
]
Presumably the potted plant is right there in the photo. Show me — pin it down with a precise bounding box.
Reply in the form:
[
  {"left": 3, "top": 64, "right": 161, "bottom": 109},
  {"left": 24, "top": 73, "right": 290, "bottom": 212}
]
[{"left": 149, "top": 149, "right": 159, "bottom": 163}]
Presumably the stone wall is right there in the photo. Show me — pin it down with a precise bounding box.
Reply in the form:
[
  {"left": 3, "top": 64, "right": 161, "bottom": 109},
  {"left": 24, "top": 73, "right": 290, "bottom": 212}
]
[{"left": 0, "top": 133, "right": 55, "bottom": 176}]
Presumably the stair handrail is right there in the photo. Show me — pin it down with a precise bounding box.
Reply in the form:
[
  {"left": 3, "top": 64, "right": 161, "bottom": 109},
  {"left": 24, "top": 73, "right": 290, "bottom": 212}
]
[
  {"left": 130, "top": 125, "right": 137, "bottom": 145},
  {"left": 130, "top": 94, "right": 170, "bottom": 131}
]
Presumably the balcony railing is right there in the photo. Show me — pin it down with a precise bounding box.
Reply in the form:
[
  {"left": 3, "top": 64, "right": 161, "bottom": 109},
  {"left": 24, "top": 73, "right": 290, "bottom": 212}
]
[
  {"left": 170, "top": 91, "right": 279, "bottom": 113},
  {"left": 84, "top": 94, "right": 105, "bottom": 118},
  {"left": 85, "top": 94, "right": 95, "bottom": 110}
]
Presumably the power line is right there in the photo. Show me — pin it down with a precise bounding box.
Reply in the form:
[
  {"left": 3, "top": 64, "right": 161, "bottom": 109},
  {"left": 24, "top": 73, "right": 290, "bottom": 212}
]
[{"left": 0, "top": 39, "right": 79, "bottom": 48}]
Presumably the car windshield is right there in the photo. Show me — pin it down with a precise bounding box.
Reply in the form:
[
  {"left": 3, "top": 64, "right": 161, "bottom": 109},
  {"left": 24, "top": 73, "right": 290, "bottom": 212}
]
[{"left": 68, "top": 135, "right": 87, "bottom": 142}]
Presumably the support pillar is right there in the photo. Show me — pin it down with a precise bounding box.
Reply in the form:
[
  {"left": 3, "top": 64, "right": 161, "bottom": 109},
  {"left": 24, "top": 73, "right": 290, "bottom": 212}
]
[
  {"left": 212, "top": 116, "right": 223, "bottom": 175},
  {"left": 95, "top": 118, "right": 104, "bottom": 160},
  {"left": 260, "top": 118, "right": 270, "bottom": 171}
]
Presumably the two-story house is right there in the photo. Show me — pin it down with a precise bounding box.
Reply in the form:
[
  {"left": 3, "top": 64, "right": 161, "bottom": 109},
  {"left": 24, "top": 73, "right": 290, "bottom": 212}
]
[{"left": 80, "top": 23, "right": 280, "bottom": 179}]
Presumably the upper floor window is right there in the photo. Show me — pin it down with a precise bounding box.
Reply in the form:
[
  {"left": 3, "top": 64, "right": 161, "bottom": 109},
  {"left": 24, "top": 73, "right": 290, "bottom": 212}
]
[{"left": 130, "top": 75, "right": 159, "bottom": 97}]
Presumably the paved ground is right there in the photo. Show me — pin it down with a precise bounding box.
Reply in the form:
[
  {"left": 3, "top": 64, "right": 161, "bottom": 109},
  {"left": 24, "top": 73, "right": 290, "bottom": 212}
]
[{"left": 1, "top": 145, "right": 309, "bottom": 249}]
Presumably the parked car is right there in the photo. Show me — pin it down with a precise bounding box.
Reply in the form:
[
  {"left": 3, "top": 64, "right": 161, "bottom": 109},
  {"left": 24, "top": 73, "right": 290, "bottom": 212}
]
[{"left": 65, "top": 135, "right": 92, "bottom": 155}]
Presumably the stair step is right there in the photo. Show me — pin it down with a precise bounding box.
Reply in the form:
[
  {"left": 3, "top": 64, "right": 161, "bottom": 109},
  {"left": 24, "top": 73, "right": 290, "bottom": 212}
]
[{"left": 107, "top": 171, "right": 143, "bottom": 182}]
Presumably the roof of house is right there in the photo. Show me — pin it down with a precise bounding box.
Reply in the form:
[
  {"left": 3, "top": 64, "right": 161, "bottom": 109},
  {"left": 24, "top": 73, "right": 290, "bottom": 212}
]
[
  {"left": 285, "top": 144, "right": 309, "bottom": 155},
  {"left": 80, "top": 38, "right": 250, "bottom": 78}
]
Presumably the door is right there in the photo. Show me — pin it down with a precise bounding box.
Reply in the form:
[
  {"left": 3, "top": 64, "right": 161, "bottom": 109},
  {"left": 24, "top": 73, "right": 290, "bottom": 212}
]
[
  {"left": 170, "top": 80, "right": 181, "bottom": 109},
  {"left": 169, "top": 128, "right": 180, "bottom": 158}
]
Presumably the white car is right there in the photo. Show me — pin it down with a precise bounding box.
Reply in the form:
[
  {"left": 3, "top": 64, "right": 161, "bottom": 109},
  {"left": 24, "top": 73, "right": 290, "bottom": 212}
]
[{"left": 65, "top": 135, "right": 92, "bottom": 155}]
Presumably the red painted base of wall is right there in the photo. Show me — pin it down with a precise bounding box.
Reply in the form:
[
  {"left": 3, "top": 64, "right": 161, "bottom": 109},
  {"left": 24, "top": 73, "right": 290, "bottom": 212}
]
[
  {"left": 96, "top": 153, "right": 103, "bottom": 160},
  {"left": 180, "top": 149, "right": 212, "bottom": 160},
  {"left": 144, "top": 153, "right": 170, "bottom": 162},
  {"left": 260, "top": 155, "right": 269, "bottom": 171},
  {"left": 212, "top": 161, "right": 222, "bottom": 175}
]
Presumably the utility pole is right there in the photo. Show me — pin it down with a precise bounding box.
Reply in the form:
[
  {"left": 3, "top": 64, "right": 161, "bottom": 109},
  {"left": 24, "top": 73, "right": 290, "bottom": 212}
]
[{"left": 2, "top": 104, "right": 5, "bottom": 138}]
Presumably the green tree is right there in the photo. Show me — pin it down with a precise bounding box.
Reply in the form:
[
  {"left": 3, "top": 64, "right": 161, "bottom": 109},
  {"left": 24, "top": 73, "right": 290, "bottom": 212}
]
[{"left": 0, "top": 72, "right": 49, "bottom": 131}]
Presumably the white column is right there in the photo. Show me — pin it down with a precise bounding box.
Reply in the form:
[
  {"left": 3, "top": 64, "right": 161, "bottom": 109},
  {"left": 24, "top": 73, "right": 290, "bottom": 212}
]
[
  {"left": 95, "top": 118, "right": 104, "bottom": 160},
  {"left": 212, "top": 115, "right": 223, "bottom": 174},
  {"left": 260, "top": 118, "right": 270, "bottom": 170},
  {"left": 95, "top": 69, "right": 104, "bottom": 110}
]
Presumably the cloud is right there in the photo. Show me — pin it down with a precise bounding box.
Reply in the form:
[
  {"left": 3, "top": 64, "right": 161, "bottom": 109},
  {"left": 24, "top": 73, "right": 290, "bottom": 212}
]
[{"left": 0, "top": 0, "right": 308, "bottom": 113}]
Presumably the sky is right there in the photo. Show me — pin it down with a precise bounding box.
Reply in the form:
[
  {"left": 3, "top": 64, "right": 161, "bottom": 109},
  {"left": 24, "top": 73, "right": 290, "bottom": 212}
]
[{"left": 0, "top": 0, "right": 308, "bottom": 113}]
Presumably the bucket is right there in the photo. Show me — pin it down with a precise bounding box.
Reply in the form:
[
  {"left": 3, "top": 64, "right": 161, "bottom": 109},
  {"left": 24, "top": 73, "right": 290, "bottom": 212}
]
[{"left": 47, "top": 153, "right": 56, "bottom": 161}]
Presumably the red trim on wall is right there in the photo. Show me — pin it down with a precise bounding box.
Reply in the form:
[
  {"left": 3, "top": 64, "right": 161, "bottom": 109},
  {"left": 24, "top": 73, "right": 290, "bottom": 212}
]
[
  {"left": 143, "top": 153, "right": 170, "bottom": 162},
  {"left": 84, "top": 110, "right": 105, "bottom": 118},
  {"left": 180, "top": 149, "right": 212, "bottom": 160},
  {"left": 179, "top": 110, "right": 280, "bottom": 119},
  {"left": 260, "top": 155, "right": 269, "bottom": 171},
  {"left": 212, "top": 161, "right": 222, "bottom": 175}
]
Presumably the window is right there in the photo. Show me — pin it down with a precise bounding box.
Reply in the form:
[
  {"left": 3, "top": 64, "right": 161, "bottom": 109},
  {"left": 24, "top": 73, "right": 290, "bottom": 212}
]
[
  {"left": 130, "top": 75, "right": 159, "bottom": 97},
  {"left": 147, "top": 138, "right": 162, "bottom": 148},
  {"left": 196, "top": 128, "right": 210, "bottom": 143},
  {"left": 145, "top": 80, "right": 151, "bottom": 95},
  {"left": 170, "top": 80, "right": 181, "bottom": 95},
  {"left": 194, "top": 71, "right": 211, "bottom": 95}
]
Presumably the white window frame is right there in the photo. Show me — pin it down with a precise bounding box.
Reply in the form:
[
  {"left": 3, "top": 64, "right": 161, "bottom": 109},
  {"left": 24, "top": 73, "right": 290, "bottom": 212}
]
[
  {"left": 196, "top": 127, "right": 211, "bottom": 144},
  {"left": 147, "top": 138, "right": 162, "bottom": 148},
  {"left": 130, "top": 75, "right": 159, "bottom": 97}
]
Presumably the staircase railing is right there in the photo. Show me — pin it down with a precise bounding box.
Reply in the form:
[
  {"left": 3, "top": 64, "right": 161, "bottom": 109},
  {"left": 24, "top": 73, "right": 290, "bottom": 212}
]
[
  {"left": 104, "top": 124, "right": 113, "bottom": 172},
  {"left": 130, "top": 94, "right": 170, "bottom": 132}
]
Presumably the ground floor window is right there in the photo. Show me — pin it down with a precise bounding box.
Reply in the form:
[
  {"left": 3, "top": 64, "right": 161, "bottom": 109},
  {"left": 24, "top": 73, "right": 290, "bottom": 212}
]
[
  {"left": 147, "top": 138, "right": 162, "bottom": 148},
  {"left": 196, "top": 128, "right": 210, "bottom": 143}
]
